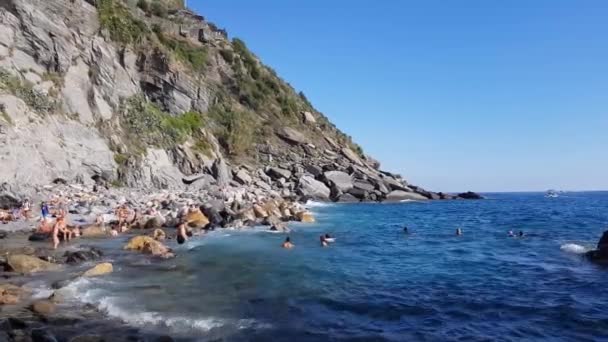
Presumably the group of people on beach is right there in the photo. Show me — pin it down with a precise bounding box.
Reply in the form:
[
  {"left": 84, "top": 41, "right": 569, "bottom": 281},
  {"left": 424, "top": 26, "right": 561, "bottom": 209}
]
[
  {"left": 0, "top": 198, "right": 32, "bottom": 223},
  {"left": 281, "top": 233, "right": 335, "bottom": 249}
]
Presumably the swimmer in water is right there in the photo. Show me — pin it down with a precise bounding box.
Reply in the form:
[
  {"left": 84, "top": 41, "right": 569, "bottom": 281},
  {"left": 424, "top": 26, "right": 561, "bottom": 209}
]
[
  {"left": 403, "top": 226, "right": 409, "bottom": 234},
  {"left": 324, "top": 233, "right": 335, "bottom": 243},
  {"left": 456, "top": 228, "right": 463, "bottom": 236},
  {"left": 177, "top": 222, "right": 188, "bottom": 244},
  {"left": 518, "top": 231, "right": 524, "bottom": 237},
  {"left": 282, "top": 237, "right": 294, "bottom": 249},
  {"left": 320, "top": 235, "right": 328, "bottom": 247},
  {"left": 508, "top": 230, "right": 515, "bottom": 237}
]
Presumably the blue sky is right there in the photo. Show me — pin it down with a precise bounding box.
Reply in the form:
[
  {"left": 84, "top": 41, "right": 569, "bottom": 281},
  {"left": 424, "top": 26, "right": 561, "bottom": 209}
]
[{"left": 190, "top": 0, "right": 608, "bottom": 192}]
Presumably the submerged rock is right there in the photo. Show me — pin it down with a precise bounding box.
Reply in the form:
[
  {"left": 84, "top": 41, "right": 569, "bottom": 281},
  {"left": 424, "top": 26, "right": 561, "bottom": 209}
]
[
  {"left": 296, "top": 211, "right": 315, "bottom": 223},
  {"left": 82, "top": 262, "right": 113, "bottom": 277},
  {"left": 30, "top": 300, "right": 56, "bottom": 316},
  {"left": 64, "top": 247, "right": 103, "bottom": 264},
  {"left": 124, "top": 236, "right": 174, "bottom": 259},
  {"left": 384, "top": 190, "right": 427, "bottom": 202},
  {"left": 457, "top": 191, "right": 483, "bottom": 200},
  {"left": 0, "top": 283, "right": 27, "bottom": 305}
]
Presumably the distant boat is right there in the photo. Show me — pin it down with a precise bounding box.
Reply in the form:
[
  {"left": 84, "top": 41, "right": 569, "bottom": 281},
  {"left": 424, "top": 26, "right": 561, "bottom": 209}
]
[{"left": 545, "top": 190, "right": 559, "bottom": 198}]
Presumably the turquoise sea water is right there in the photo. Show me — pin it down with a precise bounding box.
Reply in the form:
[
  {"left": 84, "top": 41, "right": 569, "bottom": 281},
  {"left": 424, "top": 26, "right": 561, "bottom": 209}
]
[{"left": 65, "top": 192, "right": 608, "bottom": 341}]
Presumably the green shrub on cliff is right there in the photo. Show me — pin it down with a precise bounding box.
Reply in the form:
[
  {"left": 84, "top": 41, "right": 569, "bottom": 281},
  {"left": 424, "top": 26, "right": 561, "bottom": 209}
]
[
  {"left": 98, "top": 0, "right": 149, "bottom": 45},
  {"left": 150, "top": 0, "right": 168, "bottom": 18},
  {"left": 153, "top": 25, "right": 207, "bottom": 72},
  {"left": 208, "top": 105, "right": 256, "bottom": 156},
  {"left": 0, "top": 68, "right": 58, "bottom": 114},
  {"left": 121, "top": 96, "right": 204, "bottom": 151}
]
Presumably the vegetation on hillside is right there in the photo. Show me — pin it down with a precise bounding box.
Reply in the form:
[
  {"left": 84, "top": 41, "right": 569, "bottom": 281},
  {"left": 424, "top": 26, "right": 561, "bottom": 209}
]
[
  {"left": 0, "top": 68, "right": 58, "bottom": 114},
  {"left": 208, "top": 105, "right": 256, "bottom": 156},
  {"left": 152, "top": 25, "right": 207, "bottom": 72},
  {"left": 96, "top": 0, "right": 366, "bottom": 159},
  {"left": 120, "top": 95, "right": 206, "bottom": 153},
  {"left": 98, "top": 0, "right": 149, "bottom": 45}
]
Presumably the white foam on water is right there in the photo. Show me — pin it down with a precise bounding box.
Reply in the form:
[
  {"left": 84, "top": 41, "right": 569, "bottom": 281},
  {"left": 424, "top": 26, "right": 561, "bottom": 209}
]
[
  {"left": 305, "top": 200, "right": 334, "bottom": 208},
  {"left": 62, "top": 275, "right": 269, "bottom": 334},
  {"left": 560, "top": 243, "right": 590, "bottom": 254}
]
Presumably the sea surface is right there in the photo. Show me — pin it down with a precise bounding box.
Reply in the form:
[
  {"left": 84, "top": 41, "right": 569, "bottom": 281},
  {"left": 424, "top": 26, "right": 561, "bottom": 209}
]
[{"left": 62, "top": 192, "right": 608, "bottom": 341}]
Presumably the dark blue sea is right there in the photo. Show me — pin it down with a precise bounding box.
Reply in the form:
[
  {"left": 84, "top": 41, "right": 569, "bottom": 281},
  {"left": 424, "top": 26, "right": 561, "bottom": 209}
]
[{"left": 63, "top": 192, "right": 608, "bottom": 341}]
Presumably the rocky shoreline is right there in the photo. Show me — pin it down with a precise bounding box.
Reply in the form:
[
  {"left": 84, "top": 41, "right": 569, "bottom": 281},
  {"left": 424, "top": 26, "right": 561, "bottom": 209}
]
[{"left": 0, "top": 176, "right": 484, "bottom": 341}]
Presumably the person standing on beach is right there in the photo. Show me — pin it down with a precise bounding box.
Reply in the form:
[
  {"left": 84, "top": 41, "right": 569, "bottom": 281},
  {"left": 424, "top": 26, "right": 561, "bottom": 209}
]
[{"left": 41, "top": 201, "right": 49, "bottom": 220}]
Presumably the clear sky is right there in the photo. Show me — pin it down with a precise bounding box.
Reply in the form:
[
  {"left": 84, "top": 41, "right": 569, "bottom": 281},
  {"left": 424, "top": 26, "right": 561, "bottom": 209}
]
[{"left": 190, "top": 0, "right": 608, "bottom": 192}]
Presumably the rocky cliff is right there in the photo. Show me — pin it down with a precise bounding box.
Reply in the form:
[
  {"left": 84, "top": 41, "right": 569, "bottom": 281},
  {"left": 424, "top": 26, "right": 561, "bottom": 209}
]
[{"left": 0, "top": 0, "right": 454, "bottom": 204}]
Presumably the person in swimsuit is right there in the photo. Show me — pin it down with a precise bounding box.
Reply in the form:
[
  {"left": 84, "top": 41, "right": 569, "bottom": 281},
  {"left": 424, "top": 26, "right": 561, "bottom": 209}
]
[
  {"left": 456, "top": 228, "right": 463, "bottom": 236},
  {"left": 21, "top": 199, "right": 31, "bottom": 219},
  {"left": 177, "top": 222, "right": 188, "bottom": 244},
  {"left": 116, "top": 205, "right": 130, "bottom": 232},
  {"left": 320, "top": 235, "right": 328, "bottom": 247},
  {"left": 282, "top": 237, "right": 294, "bottom": 249}
]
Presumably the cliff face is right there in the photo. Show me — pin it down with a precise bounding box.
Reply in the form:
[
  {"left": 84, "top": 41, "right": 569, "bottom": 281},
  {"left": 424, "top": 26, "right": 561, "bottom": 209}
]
[{"left": 0, "top": 0, "right": 447, "bottom": 202}]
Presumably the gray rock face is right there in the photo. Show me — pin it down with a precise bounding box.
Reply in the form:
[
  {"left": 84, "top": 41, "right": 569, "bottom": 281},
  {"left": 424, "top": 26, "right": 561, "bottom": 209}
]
[
  {"left": 337, "top": 193, "right": 359, "bottom": 202},
  {"left": 341, "top": 148, "right": 363, "bottom": 166},
  {"left": 267, "top": 167, "right": 292, "bottom": 180},
  {"left": 384, "top": 190, "right": 427, "bottom": 202},
  {"left": 277, "top": 127, "right": 307, "bottom": 145},
  {"left": 234, "top": 169, "right": 252, "bottom": 185},
  {"left": 323, "top": 171, "right": 353, "bottom": 193},
  {"left": 211, "top": 158, "right": 231, "bottom": 186},
  {"left": 297, "top": 175, "right": 330, "bottom": 200},
  {"left": 302, "top": 111, "right": 316, "bottom": 125},
  {"left": 353, "top": 180, "right": 375, "bottom": 192}
]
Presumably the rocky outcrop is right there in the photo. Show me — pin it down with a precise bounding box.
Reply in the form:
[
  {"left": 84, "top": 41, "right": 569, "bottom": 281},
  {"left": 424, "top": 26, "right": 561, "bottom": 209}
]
[
  {"left": 384, "top": 190, "right": 428, "bottom": 202},
  {"left": 0, "top": 0, "right": 469, "bottom": 205},
  {"left": 6, "top": 254, "right": 60, "bottom": 274},
  {"left": 124, "top": 236, "right": 174, "bottom": 259},
  {"left": 297, "top": 175, "right": 331, "bottom": 200},
  {"left": 585, "top": 230, "right": 608, "bottom": 264},
  {"left": 457, "top": 191, "right": 483, "bottom": 200}
]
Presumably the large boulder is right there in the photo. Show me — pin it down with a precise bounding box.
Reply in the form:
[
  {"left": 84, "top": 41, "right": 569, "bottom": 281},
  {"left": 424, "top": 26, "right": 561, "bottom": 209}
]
[
  {"left": 80, "top": 225, "right": 107, "bottom": 238},
  {"left": 253, "top": 204, "right": 269, "bottom": 218},
  {"left": 82, "top": 263, "right": 113, "bottom": 277},
  {"left": 382, "top": 176, "right": 411, "bottom": 192},
  {"left": 323, "top": 171, "right": 353, "bottom": 192},
  {"left": 124, "top": 236, "right": 174, "bottom": 259},
  {"left": 341, "top": 148, "right": 363, "bottom": 166},
  {"left": 6, "top": 254, "right": 60, "bottom": 274},
  {"left": 384, "top": 191, "right": 428, "bottom": 202},
  {"left": 297, "top": 175, "right": 331, "bottom": 200},
  {"left": 295, "top": 211, "right": 315, "bottom": 223},
  {"left": 211, "top": 158, "right": 231, "bottom": 186},
  {"left": 277, "top": 127, "right": 307, "bottom": 145},
  {"left": 348, "top": 187, "right": 369, "bottom": 200},
  {"left": 302, "top": 111, "right": 316, "bottom": 125},
  {"left": 353, "top": 180, "right": 375, "bottom": 192},
  {"left": 457, "top": 191, "right": 483, "bottom": 200},
  {"left": 234, "top": 169, "right": 252, "bottom": 185},
  {"left": 185, "top": 210, "right": 209, "bottom": 229},
  {"left": 0, "top": 186, "right": 21, "bottom": 209},
  {"left": 64, "top": 247, "right": 103, "bottom": 264},
  {"left": 267, "top": 167, "right": 292, "bottom": 180},
  {"left": 337, "top": 193, "right": 359, "bottom": 202},
  {"left": 30, "top": 300, "right": 56, "bottom": 316},
  {"left": 0, "top": 283, "right": 27, "bottom": 305}
]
